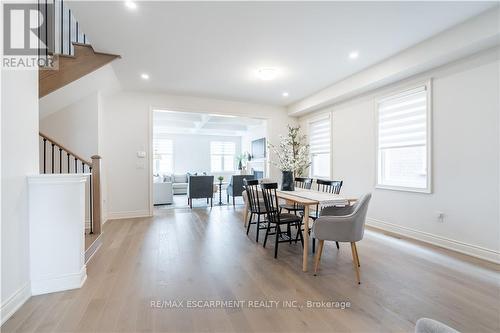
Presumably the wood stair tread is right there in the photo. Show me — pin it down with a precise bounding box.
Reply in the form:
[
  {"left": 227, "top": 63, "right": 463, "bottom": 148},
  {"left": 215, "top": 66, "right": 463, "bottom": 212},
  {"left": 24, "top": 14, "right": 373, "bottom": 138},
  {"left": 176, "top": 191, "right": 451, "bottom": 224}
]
[{"left": 39, "top": 42, "right": 120, "bottom": 98}]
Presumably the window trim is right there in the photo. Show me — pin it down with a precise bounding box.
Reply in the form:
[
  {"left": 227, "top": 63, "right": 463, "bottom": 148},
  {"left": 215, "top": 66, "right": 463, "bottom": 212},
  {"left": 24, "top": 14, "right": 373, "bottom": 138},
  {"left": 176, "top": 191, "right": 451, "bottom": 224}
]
[{"left": 374, "top": 80, "right": 433, "bottom": 194}]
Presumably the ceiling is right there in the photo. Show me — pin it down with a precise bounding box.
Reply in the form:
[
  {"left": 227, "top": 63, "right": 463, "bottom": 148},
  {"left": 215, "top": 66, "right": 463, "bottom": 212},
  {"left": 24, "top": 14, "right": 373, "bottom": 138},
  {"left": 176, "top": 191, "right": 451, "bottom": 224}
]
[
  {"left": 69, "top": 1, "right": 496, "bottom": 106},
  {"left": 153, "top": 110, "right": 265, "bottom": 136}
]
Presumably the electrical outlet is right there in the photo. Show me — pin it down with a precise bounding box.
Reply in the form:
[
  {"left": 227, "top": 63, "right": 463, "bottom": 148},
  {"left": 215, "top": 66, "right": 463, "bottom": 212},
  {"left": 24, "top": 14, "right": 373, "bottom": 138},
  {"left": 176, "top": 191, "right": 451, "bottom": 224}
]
[{"left": 436, "top": 212, "right": 445, "bottom": 222}]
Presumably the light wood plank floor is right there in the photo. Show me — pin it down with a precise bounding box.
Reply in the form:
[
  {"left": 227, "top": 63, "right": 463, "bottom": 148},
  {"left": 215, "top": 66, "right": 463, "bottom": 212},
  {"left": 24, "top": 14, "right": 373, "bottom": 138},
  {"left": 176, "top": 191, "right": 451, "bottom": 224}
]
[{"left": 3, "top": 204, "right": 499, "bottom": 332}]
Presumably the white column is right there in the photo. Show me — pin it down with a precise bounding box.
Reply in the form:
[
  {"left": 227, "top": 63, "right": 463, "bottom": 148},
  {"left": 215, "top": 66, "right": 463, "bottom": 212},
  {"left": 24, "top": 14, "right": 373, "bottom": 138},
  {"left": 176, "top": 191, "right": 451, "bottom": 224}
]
[{"left": 28, "top": 174, "right": 89, "bottom": 295}]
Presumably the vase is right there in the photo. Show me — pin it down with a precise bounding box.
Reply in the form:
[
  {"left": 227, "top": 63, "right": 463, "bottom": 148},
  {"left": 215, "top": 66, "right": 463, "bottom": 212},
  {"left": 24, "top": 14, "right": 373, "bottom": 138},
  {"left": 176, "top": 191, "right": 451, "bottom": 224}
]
[{"left": 281, "top": 171, "right": 294, "bottom": 191}]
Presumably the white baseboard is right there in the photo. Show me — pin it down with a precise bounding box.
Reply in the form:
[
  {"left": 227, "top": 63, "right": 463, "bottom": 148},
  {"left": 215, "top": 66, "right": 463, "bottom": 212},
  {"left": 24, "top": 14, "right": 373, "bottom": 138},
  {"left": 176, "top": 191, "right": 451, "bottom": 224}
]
[
  {"left": 367, "top": 218, "right": 500, "bottom": 264},
  {"left": 0, "top": 283, "right": 31, "bottom": 325},
  {"left": 31, "top": 266, "right": 87, "bottom": 296},
  {"left": 106, "top": 210, "right": 151, "bottom": 220}
]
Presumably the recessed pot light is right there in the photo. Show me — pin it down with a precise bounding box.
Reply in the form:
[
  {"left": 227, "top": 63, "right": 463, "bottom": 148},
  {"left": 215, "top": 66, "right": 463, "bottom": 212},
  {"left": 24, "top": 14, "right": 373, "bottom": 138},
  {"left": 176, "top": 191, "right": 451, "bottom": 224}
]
[
  {"left": 257, "top": 68, "right": 278, "bottom": 81},
  {"left": 140, "top": 73, "right": 150, "bottom": 80},
  {"left": 282, "top": 92, "right": 289, "bottom": 97},
  {"left": 125, "top": 1, "right": 137, "bottom": 10},
  {"left": 349, "top": 51, "right": 359, "bottom": 59}
]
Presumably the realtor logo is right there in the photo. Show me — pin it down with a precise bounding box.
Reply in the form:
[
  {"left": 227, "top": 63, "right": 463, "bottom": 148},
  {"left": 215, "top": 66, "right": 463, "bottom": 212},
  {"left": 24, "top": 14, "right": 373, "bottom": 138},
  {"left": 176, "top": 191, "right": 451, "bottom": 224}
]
[{"left": 3, "top": 2, "right": 55, "bottom": 68}]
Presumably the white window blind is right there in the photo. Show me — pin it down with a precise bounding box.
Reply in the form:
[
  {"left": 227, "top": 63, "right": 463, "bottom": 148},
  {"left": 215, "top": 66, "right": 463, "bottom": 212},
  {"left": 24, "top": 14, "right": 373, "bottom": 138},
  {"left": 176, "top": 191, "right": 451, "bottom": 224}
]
[
  {"left": 153, "top": 138, "right": 174, "bottom": 174},
  {"left": 377, "top": 84, "right": 431, "bottom": 192},
  {"left": 309, "top": 117, "right": 331, "bottom": 178},
  {"left": 210, "top": 141, "right": 236, "bottom": 172}
]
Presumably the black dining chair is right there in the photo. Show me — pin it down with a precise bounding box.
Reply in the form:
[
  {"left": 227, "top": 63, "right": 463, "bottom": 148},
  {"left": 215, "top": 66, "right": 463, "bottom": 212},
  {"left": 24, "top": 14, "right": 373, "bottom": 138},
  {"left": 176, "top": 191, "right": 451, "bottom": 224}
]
[
  {"left": 260, "top": 182, "right": 304, "bottom": 258},
  {"left": 243, "top": 179, "right": 268, "bottom": 242},
  {"left": 279, "top": 177, "right": 313, "bottom": 215},
  {"left": 310, "top": 179, "right": 343, "bottom": 219},
  {"left": 303, "top": 179, "right": 344, "bottom": 251},
  {"left": 316, "top": 179, "right": 343, "bottom": 195}
]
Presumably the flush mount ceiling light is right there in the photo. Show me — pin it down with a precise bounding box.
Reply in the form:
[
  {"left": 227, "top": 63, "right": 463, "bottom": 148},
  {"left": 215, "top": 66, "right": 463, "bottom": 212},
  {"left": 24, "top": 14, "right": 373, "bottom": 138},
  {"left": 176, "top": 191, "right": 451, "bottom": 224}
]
[
  {"left": 125, "top": 1, "right": 137, "bottom": 10},
  {"left": 257, "top": 67, "right": 278, "bottom": 81},
  {"left": 282, "top": 92, "right": 289, "bottom": 97},
  {"left": 349, "top": 51, "right": 359, "bottom": 59},
  {"left": 208, "top": 113, "right": 237, "bottom": 118},
  {"left": 140, "top": 73, "right": 150, "bottom": 80}
]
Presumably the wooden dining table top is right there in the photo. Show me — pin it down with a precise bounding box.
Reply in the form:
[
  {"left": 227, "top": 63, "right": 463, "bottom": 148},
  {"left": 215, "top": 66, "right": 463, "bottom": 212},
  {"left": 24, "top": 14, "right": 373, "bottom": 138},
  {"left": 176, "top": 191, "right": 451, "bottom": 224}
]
[{"left": 275, "top": 188, "right": 353, "bottom": 207}]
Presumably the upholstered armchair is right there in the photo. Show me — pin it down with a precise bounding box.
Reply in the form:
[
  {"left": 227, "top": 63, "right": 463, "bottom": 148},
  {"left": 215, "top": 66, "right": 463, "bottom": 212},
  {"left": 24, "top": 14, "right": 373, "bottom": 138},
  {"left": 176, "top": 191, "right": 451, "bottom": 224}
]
[
  {"left": 187, "top": 175, "right": 214, "bottom": 208},
  {"left": 312, "top": 193, "right": 372, "bottom": 284},
  {"left": 415, "top": 318, "right": 460, "bottom": 333},
  {"left": 227, "top": 175, "right": 254, "bottom": 205}
]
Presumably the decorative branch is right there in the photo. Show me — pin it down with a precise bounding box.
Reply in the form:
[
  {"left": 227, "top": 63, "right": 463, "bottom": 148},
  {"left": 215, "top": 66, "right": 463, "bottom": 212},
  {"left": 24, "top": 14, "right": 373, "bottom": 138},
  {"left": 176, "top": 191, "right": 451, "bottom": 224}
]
[{"left": 268, "top": 125, "right": 311, "bottom": 176}]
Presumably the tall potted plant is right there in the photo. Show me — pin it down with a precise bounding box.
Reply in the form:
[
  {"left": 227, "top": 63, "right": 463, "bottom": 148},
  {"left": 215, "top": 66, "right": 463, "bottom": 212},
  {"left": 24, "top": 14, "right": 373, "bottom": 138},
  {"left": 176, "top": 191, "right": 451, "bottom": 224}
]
[{"left": 268, "top": 125, "right": 311, "bottom": 191}]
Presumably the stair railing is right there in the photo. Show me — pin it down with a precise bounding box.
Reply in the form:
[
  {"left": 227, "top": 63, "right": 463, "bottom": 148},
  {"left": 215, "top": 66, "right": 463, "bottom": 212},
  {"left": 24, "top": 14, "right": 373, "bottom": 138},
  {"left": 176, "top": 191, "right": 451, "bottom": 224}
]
[
  {"left": 39, "top": 132, "right": 101, "bottom": 235},
  {"left": 38, "top": 0, "right": 88, "bottom": 59}
]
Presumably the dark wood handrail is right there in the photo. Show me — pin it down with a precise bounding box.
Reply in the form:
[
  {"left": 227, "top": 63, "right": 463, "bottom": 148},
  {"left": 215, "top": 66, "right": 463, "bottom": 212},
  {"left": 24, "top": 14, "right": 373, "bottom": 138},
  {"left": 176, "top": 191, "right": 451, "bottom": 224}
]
[
  {"left": 38, "top": 132, "right": 102, "bottom": 236},
  {"left": 39, "top": 132, "right": 92, "bottom": 166}
]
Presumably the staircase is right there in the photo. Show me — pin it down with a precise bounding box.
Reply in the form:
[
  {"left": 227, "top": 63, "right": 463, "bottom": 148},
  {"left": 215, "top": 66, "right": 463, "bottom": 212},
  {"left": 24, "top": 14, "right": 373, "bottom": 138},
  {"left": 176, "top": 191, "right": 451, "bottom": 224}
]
[
  {"left": 38, "top": 0, "right": 120, "bottom": 98},
  {"left": 35, "top": 1, "right": 116, "bottom": 261},
  {"left": 39, "top": 132, "right": 102, "bottom": 262}
]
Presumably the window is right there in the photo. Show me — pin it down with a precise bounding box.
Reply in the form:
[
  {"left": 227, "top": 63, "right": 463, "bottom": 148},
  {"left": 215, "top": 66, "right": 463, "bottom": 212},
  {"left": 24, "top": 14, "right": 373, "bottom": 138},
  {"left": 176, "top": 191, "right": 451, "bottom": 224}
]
[
  {"left": 309, "top": 116, "right": 331, "bottom": 178},
  {"left": 376, "top": 83, "right": 431, "bottom": 192},
  {"left": 153, "top": 138, "right": 174, "bottom": 174},
  {"left": 210, "top": 141, "right": 236, "bottom": 172}
]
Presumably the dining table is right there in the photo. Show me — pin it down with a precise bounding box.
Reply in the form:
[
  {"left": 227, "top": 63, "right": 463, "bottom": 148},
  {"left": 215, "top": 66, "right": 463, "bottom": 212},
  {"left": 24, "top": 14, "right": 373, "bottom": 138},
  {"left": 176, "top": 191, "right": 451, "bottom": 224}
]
[{"left": 244, "top": 187, "right": 357, "bottom": 272}]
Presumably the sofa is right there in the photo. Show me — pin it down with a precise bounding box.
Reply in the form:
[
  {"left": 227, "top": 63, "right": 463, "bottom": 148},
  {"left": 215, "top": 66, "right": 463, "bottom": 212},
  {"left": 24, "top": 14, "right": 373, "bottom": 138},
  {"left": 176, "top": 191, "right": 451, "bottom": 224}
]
[
  {"left": 153, "top": 176, "right": 173, "bottom": 205},
  {"left": 171, "top": 174, "right": 189, "bottom": 195}
]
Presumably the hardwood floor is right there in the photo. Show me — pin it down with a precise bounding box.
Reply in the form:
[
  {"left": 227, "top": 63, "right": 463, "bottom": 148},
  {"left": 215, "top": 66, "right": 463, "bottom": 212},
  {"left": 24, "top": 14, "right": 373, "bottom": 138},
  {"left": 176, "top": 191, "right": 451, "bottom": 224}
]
[{"left": 2, "top": 204, "right": 499, "bottom": 332}]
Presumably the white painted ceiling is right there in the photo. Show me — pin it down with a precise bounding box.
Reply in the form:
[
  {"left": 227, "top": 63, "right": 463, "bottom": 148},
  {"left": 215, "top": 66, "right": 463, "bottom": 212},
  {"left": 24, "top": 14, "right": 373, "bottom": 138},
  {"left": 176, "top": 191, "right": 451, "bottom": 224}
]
[
  {"left": 153, "top": 110, "right": 265, "bottom": 137},
  {"left": 69, "top": 1, "right": 496, "bottom": 106}
]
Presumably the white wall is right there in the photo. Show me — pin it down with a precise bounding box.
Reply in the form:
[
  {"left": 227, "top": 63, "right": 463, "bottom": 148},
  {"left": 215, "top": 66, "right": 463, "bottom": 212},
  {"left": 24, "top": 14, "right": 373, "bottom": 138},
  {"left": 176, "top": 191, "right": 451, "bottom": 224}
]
[
  {"left": 242, "top": 123, "right": 269, "bottom": 176},
  {"left": 1, "top": 69, "right": 39, "bottom": 324},
  {"left": 154, "top": 132, "right": 242, "bottom": 175},
  {"left": 299, "top": 48, "right": 500, "bottom": 262},
  {"left": 102, "top": 92, "right": 295, "bottom": 219},
  {"left": 39, "top": 64, "right": 120, "bottom": 119},
  {"left": 40, "top": 91, "right": 101, "bottom": 159},
  {"left": 241, "top": 124, "right": 267, "bottom": 154}
]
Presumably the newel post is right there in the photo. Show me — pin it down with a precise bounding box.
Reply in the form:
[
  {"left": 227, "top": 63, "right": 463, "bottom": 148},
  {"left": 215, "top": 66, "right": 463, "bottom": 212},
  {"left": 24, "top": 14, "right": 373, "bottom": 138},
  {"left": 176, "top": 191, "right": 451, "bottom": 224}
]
[{"left": 91, "top": 155, "right": 102, "bottom": 235}]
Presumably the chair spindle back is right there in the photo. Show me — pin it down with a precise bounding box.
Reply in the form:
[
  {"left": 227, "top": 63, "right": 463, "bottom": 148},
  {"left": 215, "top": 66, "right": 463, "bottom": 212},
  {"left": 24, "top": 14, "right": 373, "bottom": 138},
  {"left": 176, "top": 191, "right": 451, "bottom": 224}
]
[
  {"left": 260, "top": 182, "right": 281, "bottom": 224},
  {"left": 244, "top": 179, "right": 263, "bottom": 213},
  {"left": 295, "top": 177, "right": 313, "bottom": 189},
  {"left": 316, "top": 179, "right": 343, "bottom": 194}
]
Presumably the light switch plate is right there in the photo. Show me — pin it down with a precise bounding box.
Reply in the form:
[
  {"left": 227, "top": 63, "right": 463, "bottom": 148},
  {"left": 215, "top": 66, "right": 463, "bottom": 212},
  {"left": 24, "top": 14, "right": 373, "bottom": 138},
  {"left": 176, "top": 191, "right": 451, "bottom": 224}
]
[{"left": 137, "top": 151, "right": 146, "bottom": 158}]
